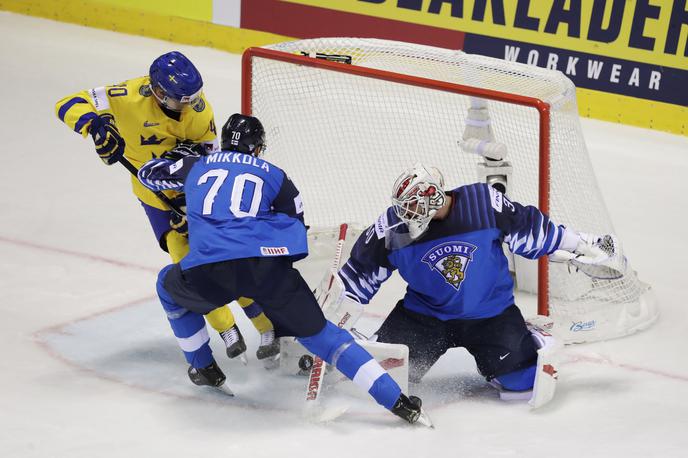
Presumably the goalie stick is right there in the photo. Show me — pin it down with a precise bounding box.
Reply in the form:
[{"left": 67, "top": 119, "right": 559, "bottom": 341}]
[{"left": 305, "top": 223, "right": 348, "bottom": 404}]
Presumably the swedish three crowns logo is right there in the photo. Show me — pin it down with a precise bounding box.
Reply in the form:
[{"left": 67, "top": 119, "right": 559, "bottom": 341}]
[{"left": 421, "top": 242, "right": 477, "bottom": 290}]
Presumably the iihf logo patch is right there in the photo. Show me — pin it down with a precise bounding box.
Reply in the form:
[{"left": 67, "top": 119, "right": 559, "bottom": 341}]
[{"left": 421, "top": 241, "right": 477, "bottom": 290}]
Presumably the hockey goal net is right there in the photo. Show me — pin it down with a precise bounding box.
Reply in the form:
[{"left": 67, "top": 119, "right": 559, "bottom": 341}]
[{"left": 242, "top": 37, "right": 657, "bottom": 344}]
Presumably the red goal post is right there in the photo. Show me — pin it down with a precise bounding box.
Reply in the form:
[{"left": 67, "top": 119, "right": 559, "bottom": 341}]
[{"left": 241, "top": 38, "right": 657, "bottom": 344}]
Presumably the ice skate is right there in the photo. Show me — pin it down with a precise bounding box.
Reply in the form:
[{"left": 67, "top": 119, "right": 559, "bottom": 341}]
[
  {"left": 391, "top": 394, "right": 434, "bottom": 427},
  {"left": 188, "top": 361, "right": 234, "bottom": 396},
  {"left": 256, "top": 329, "right": 280, "bottom": 360},
  {"left": 220, "top": 325, "right": 247, "bottom": 359},
  {"left": 188, "top": 361, "right": 226, "bottom": 387}
]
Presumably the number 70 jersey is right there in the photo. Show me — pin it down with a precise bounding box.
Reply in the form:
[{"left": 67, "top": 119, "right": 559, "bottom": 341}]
[{"left": 138, "top": 151, "right": 308, "bottom": 269}]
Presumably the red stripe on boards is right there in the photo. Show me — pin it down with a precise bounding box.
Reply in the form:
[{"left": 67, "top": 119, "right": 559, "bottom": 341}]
[{"left": 242, "top": 0, "right": 465, "bottom": 50}]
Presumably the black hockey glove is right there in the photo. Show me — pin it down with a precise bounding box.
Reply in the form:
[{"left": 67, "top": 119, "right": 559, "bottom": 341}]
[
  {"left": 169, "top": 194, "right": 188, "bottom": 237},
  {"left": 89, "top": 113, "right": 125, "bottom": 165},
  {"left": 161, "top": 142, "right": 207, "bottom": 162}
]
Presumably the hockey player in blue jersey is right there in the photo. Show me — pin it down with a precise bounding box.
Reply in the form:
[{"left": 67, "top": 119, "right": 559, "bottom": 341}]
[
  {"left": 137, "top": 114, "right": 431, "bottom": 425},
  {"left": 337, "top": 163, "right": 618, "bottom": 401}
]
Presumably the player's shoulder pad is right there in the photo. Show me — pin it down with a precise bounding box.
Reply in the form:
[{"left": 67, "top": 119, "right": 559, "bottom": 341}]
[
  {"left": 89, "top": 78, "right": 141, "bottom": 112},
  {"left": 281, "top": 169, "right": 295, "bottom": 185},
  {"left": 273, "top": 166, "right": 293, "bottom": 191}
]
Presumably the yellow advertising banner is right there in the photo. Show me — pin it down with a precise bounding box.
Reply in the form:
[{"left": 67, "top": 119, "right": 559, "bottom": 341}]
[
  {"left": 285, "top": 0, "right": 687, "bottom": 69},
  {"left": 95, "top": 0, "right": 213, "bottom": 22}
]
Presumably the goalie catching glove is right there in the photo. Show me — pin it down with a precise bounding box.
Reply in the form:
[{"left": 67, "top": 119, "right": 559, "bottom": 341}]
[
  {"left": 550, "top": 231, "right": 627, "bottom": 279},
  {"left": 89, "top": 113, "right": 125, "bottom": 165}
]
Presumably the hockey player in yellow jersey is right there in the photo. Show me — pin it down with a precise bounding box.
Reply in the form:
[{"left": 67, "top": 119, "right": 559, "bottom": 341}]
[{"left": 55, "top": 51, "right": 280, "bottom": 370}]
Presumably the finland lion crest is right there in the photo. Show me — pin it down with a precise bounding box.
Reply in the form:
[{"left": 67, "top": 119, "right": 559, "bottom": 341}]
[{"left": 421, "top": 241, "right": 477, "bottom": 290}]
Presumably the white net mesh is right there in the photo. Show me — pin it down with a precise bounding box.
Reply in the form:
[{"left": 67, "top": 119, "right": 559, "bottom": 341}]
[{"left": 247, "top": 38, "right": 657, "bottom": 343}]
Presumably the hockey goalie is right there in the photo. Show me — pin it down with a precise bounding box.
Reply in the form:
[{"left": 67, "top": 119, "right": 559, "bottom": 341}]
[{"left": 284, "top": 158, "right": 627, "bottom": 410}]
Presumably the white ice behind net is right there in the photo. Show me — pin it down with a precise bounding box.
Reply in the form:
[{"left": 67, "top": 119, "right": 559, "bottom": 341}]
[{"left": 249, "top": 38, "right": 656, "bottom": 343}]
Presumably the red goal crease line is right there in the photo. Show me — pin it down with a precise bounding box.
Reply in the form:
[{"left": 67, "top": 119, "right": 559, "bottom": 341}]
[
  {"left": 241, "top": 47, "right": 552, "bottom": 315},
  {"left": 0, "top": 235, "right": 157, "bottom": 273},
  {"left": 566, "top": 353, "right": 688, "bottom": 383}
]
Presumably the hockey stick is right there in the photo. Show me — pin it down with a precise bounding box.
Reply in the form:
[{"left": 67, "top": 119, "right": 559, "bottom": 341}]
[
  {"left": 118, "top": 157, "right": 186, "bottom": 217},
  {"left": 306, "top": 223, "right": 348, "bottom": 404}
]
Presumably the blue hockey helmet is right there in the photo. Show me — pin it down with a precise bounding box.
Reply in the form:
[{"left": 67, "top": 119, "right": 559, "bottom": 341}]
[
  {"left": 149, "top": 51, "right": 203, "bottom": 111},
  {"left": 221, "top": 114, "right": 266, "bottom": 156}
]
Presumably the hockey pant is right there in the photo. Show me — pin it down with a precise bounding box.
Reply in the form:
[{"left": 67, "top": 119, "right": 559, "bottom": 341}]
[
  {"left": 166, "top": 230, "right": 272, "bottom": 334},
  {"left": 377, "top": 301, "right": 537, "bottom": 389},
  {"left": 141, "top": 198, "right": 273, "bottom": 335}
]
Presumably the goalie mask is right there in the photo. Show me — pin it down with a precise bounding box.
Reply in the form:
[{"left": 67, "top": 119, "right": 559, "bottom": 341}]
[{"left": 391, "top": 163, "right": 446, "bottom": 239}]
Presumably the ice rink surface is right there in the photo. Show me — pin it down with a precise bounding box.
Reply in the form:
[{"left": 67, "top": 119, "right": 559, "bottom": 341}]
[{"left": 2, "top": 12, "right": 688, "bottom": 458}]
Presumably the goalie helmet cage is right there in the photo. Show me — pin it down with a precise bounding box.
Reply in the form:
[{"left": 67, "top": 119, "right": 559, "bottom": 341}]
[{"left": 242, "top": 37, "right": 658, "bottom": 344}]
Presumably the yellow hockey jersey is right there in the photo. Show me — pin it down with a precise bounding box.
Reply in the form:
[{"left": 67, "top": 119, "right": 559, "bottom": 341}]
[{"left": 56, "top": 76, "right": 219, "bottom": 209}]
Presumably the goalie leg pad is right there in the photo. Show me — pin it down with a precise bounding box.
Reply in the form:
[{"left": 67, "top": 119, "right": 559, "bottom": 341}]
[
  {"left": 488, "top": 322, "right": 561, "bottom": 408},
  {"left": 527, "top": 322, "right": 562, "bottom": 409},
  {"left": 299, "top": 322, "right": 401, "bottom": 409}
]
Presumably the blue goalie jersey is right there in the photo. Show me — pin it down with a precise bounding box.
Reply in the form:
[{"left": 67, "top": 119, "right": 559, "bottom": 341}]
[
  {"left": 339, "top": 183, "right": 572, "bottom": 321},
  {"left": 138, "top": 151, "right": 308, "bottom": 270}
]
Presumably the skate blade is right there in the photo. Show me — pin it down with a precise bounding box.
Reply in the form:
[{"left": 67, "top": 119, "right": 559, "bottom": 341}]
[
  {"left": 216, "top": 384, "right": 235, "bottom": 397},
  {"left": 263, "top": 353, "right": 280, "bottom": 371},
  {"left": 239, "top": 353, "right": 248, "bottom": 366},
  {"left": 416, "top": 409, "right": 434, "bottom": 428}
]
